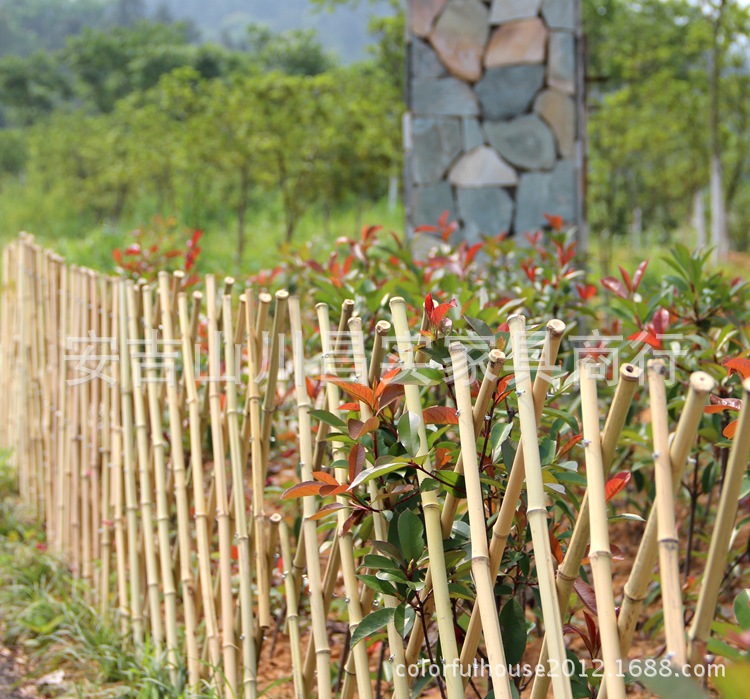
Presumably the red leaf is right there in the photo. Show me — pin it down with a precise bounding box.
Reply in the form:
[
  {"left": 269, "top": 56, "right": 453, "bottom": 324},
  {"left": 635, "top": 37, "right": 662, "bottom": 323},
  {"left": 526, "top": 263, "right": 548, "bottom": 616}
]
[
  {"left": 604, "top": 471, "right": 631, "bottom": 502},
  {"left": 338, "top": 402, "right": 361, "bottom": 412},
  {"left": 319, "top": 483, "right": 350, "bottom": 497},
  {"left": 651, "top": 308, "right": 670, "bottom": 336},
  {"left": 544, "top": 213, "right": 564, "bottom": 231},
  {"left": 576, "top": 283, "right": 597, "bottom": 301},
  {"left": 348, "top": 443, "right": 366, "bottom": 482},
  {"left": 375, "top": 366, "right": 401, "bottom": 399},
  {"left": 723, "top": 357, "right": 750, "bottom": 381},
  {"left": 724, "top": 419, "right": 739, "bottom": 439},
  {"left": 558, "top": 434, "right": 583, "bottom": 458},
  {"left": 549, "top": 532, "right": 564, "bottom": 564},
  {"left": 601, "top": 277, "right": 628, "bottom": 299},
  {"left": 424, "top": 293, "right": 434, "bottom": 318},
  {"left": 231, "top": 545, "right": 239, "bottom": 561},
  {"left": 633, "top": 259, "right": 649, "bottom": 291},
  {"left": 705, "top": 395, "right": 742, "bottom": 413},
  {"left": 125, "top": 244, "right": 141, "bottom": 256},
  {"left": 423, "top": 406, "right": 460, "bottom": 425},
  {"left": 282, "top": 481, "right": 324, "bottom": 500},
  {"left": 464, "top": 242, "right": 483, "bottom": 265},
  {"left": 430, "top": 299, "right": 458, "bottom": 325},
  {"left": 312, "top": 471, "right": 339, "bottom": 486},
  {"left": 629, "top": 330, "right": 661, "bottom": 349},
  {"left": 325, "top": 378, "right": 376, "bottom": 410},
  {"left": 618, "top": 266, "right": 632, "bottom": 293},
  {"left": 413, "top": 224, "right": 438, "bottom": 234},
  {"left": 377, "top": 383, "right": 404, "bottom": 412},
  {"left": 113, "top": 249, "right": 122, "bottom": 264},
  {"left": 308, "top": 503, "right": 346, "bottom": 520},
  {"left": 574, "top": 578, "right": 598, "bottom": 616},
  {"left": 433, "top": 447, "right": 453, "bottom": 469}
]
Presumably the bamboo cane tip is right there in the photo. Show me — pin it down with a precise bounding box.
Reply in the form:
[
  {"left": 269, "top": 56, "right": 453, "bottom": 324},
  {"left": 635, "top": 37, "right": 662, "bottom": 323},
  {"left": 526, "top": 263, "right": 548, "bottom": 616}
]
[
  {"left": 223, "top": 276, "right": 235, "bottom": 287},
  {"left": 314, "top": 302, "right": 328, "bottom": 311},
  {"left": 269, "top": 513, "right": 282, "bottom": 524},
  {"left": 488, "top": 349, "right": 505, "bottom": 364},
  {"left": 507, "top": 313, "right": 526, "bottom": 328},
  {"left": 192, "top": 290, "right": 203, "bottom": 300},
  {"left": 347, "top": 316, "right": 362, "bottom": 330},
  {"left": 689, "top": 371, "right": 715, "bottom": 394},
  {"left": 546, "top": 319, "right": 566, "bottom": 337},
  {"left": 275, "top": 289, "right": 290, "bottom": 301},
  {"left": 619, "top": 363, "right": 642, "bottom": 382},
  {"left": 375, "top": 320, "right": 391, "bottom": 335},
  {"left": 389, "top": 296, "right": 405, "bottom": 308},
  {"left": 342, "top": 298, "right": 355, "bottom": 309},
  {"left": 743, "top": 377, "right": 750, "bottom": 395},
  {"left": 448, "top": 341, "right": 466, "bottom": 355},
  {"left": 259, "top": 292, "right": 272, "bottom": 303},
  {"left": 647, "top": 358, "right": 667, "bottom": 374},
  {"left": 173, "top": 270, "right": 185, "bottom": 279}
]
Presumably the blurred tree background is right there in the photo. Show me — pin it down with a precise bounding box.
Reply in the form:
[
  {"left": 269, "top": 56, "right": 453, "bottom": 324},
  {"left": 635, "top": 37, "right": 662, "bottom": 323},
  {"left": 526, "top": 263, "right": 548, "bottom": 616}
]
[{"left": 1, "top": 0, "right": 750, "bottom": 272}]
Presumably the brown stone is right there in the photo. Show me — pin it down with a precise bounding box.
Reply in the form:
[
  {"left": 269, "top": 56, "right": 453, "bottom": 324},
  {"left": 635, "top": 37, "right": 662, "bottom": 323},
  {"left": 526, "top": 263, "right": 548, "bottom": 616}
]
[
  {"left": 448, "top": 146, "right": 518, "bottom": 187},
  {"left": 429, "top": 0, "right": 489, "bottom": 82},
  {"left": 410, "top": 0, "right": 448, "bottom": 38},
  {"left": 490, "top": 0, "right": 542, "bottom": 24},
  {"left": 534, "top": 89, "right": 576, "bottom": 158},
  {"left": 484, "top": 18, "right": 547, "bottom": 68}
]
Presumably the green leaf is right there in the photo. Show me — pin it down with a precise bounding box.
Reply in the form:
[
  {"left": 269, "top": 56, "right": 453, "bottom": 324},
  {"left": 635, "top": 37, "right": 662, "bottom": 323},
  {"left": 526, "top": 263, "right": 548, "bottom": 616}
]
[
  {"left": 398, "top": 509, "right": 424, "bottom": 564},
  {"left": 499, "top": 598, "right": 527, "bottom": 665},
  {"left": 735, "top": 589, "right": 750, "bottom": 630},
  {"left": 398, "top": 411, "right": 422, "bottom": 455},
  {"left": 347, "top": 457, "right": 412, "bottom": 490},
  {"left": 309, "top": 409, "right": 345, "bottom": 428},
  {"left": 357, "top": 574, "right": 399, "bottom": 598},
  {"left": 350, "top": 607, "right": 396, "bottom": 649},
  {"left": 393, "top": 602, "right": 416, "bottom": 638},
  {"left": 632, "top": 669, "right": 710, "bottom": 699}
]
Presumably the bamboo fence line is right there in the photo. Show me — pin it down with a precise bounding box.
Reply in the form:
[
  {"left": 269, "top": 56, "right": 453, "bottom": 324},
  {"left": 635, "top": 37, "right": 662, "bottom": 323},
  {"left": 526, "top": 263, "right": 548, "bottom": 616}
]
[{"left": 0, "top": 233, "right": 746, "bottom": 699}]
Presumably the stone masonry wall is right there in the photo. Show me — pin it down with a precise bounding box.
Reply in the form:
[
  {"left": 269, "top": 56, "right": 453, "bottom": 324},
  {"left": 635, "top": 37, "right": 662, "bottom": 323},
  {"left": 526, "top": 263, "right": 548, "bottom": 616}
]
[{"left": 405, "top": 0, "right": 582, "bottom": 243}]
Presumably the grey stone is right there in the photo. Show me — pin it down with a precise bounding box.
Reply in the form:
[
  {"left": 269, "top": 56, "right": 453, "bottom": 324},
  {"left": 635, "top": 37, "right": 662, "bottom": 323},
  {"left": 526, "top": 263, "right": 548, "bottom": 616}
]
[
  {"left": 462, "top": 118, "right": 484, "bottom": 150},
  {"left": 412, "top": 181, "right": 457, "bottom": 228},
  {"left": 413, "top": 78, "right": 480, "bottom": 116},
  {"left": 412, "top": 39, "right": 446, "bottom": 78},
  {"left": 534, "top": 89, "right": 576, "bottom": 158},
  {"left": 514, "top": 159, "right": 577, "bottom": 235},
  {"left": 542, "top": 0, "right": 576, "bottom": 31},
  {"left": 429, "top": 0, "right": 489, "bottom": 82},
  {"left": 411, "top": 118, "right": 463, "bottom": 184},
  {"left": 484, "top": 115, "right": 556, "bottom": 170},
  {"left": 547, "top": 31, "right": 575, "bottom": 94},
  {"left": 475, "top": 65, "right": 545, "bottom": 120},
  {"left": 490, "top": 0, "right": 542, "bottom": 23},
  {"left": 457, "top": 187, "right": 514, "bottom": 242},
  {"left": 448, "top": 146, "right": 518, "bottom": 187}
]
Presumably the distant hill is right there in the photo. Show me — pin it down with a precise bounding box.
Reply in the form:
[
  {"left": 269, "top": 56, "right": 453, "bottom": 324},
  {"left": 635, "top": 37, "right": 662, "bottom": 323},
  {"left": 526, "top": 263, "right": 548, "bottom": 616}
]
[{"left": 143, "top": 0, "right": 396, "bottom": 63}]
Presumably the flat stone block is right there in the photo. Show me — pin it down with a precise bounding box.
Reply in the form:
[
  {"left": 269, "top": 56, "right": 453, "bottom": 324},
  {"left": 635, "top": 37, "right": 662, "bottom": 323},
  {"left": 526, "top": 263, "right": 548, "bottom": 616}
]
[
  {"left": 462, "top": 117, "right": 484, "bottom": 150},
  {"left": 410, "top": 0, "right": 448, "bottom": 38},
  {"left": 412, "top": 181, "right": 457, "bottom": 227},
  {"left": 547, "top": 31, "right": 575, "bottom": 94},
  {"left": 542, "top": 0, "right": 575, "bottom": 31},
  {"left": 475, "top": 64, "right": 545, "bottom": 120},
  {"left": 514, "top": 159, "right": 576, "bottom": 235},
  {"left": 457, "top": 186, "right": 514, "bottom": 242},
  {"left": 534, "top": 88, "right": 576, "bottom": 158},
  {"left": 490, "top": 0, "right": 542, "bottom": 23},
  {"left": 413, "top": 78, "right": 480, "bottom": 116},
  {"left": 429, "top": 0, "right": 489, "bottom": 82},
  {"left": 485, "top": 18, "right": 547, "bottom": 68},
  {"left": 448, "top": 146, "right": 518, "bottom": 186},
  {"left": 484, "top": 114, "right": 556, "bottom": 170},
  {"left": 411, "top": 117, "right": 463, "bottom": 184},
  {"left": 412, "top": 39, "right": 446, "bottom": 78}
]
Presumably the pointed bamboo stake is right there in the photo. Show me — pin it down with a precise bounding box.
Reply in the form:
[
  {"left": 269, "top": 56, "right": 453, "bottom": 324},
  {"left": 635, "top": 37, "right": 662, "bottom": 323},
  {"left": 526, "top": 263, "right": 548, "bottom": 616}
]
[
  {"left": 277, "top": 518, "right": 305, "bottom": 699},
  {"left": 648, "top": 359, "right": 687, "bottom": 667},
  {"left": 206, "top": 274, "right": 238, "bottom": 698},
  {"left": 157, "top": 272, "right": 200, "bottom": 689},
  {"left": 222, "top": 293, "right": 258, "bottom": 699},
  {"left": 389, "top": 296, "right": 463, "bottom": 697},
  {"left": 118, "top": 279, "right": 144, "bottom": 647},
  {"left": 579, "top": 360, "right": 626, "bottom": 699},
  {"left": 254, "top": 292, "right": 272, "bottom": 366},
  {"left": 79, "top": 270, "right": 93, "bottom": 592},
  {"left": 142, "top": 287, "right": 180, "bottom": 681},
  {"left": 508, "top": 314, "right": 572, "bottom": 699},
  {"left": 99, "top": 277, "right": 113, "bottom": 616},
  {"left": 288, "top": 296, "right": 333, "bottom": 699},
  {"left": 368, "top": 320, "right": 391, "bottom": 388},
  {"left": 126, "top": 280, "right": 163, "bottom": 650},
  {"left": 457, "top": 319, "right": 566, "bottom": 675},
  {"left": 55, "top": 261, "right": 69, "bottom": 556},
  {"left": 88, "top": 272, "right": 102, "bottom": 573},
  {"left": 530, "top": 362, "right": 641, "bottom": 699},
  {"left": 687, "top": 378, "right": 750, "bottom": 666},
  {"left": 315, "top": 301, "right": 373, "bottom": 699},
  {"left": 450, "top": 342, "right": 513, "bottom": 699},
  {"left": 178, "top": 292, "right": 222, "bottom": 684}
]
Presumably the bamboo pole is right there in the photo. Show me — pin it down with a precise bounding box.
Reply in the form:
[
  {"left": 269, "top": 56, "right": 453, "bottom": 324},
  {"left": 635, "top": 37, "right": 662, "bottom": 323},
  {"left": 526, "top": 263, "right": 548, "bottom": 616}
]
[
  {"left": 315, "top": 301, "right": 373, "bottom": 699},
  {"left": 118, "top": 279, "right": 144, "bottom": 647},
  {"left": 457, "top": 319, "right": 566, "bottom": 675},
  {"left": 142, "top": 287, "right": 180, "bottom": 681},
  {"left": 99, "top": 277, "right": 113, "bottom": 616},
  {"left": 368, "top": 319, "right": 391, "bottom": 388},
  {"left": 530, "top": 362, "right": 641, "bottom": 699},
  {"left": 278, "top": 518, "right": 305, "bottom": 699},
  {"left": 69, "top": 267, "right": 83, "bottom": 577},
  {"left": 648, "top": 359, "right": 687, "bottom": 667},
  {"left": 54, "top": 261, "right": 69, "bottom": 556},
  {"left": 579, "top": 360, "right": 626, "bottom": 699},
  {"left": 450, "top": 342, "right": 513, "bottom": 699},
  {"left": 157, "top": 273, "right": 200, "bottom": 688},
  {"left": 389, "top": 296, "right": 463, "bottom": 697},
  {"left": 79, "top": 270, "right": 93, "bottom": 591},
  {"left": 222, "top": 293, "right": 258, "bottom": 699},
  {"left": 508, "top": 314, "right": 572, "bottom": 699},
  {"left": 125, "top": 280, "right": 163, "bottom": 650},
  {"left": 254, "top": 292, "right": 272, "bottom": 364},
  {"left": 178, "top": 292, "right": 222, "bottom": 684},
  {"left": 89, "top": 272, "right": 102, "bottom": 573},
  {"left": 288, "top": 296, "right": 333, "bottom": 699},
  {"left": 597, "top": 371, "right": 714, "bottom": 699},
  {"left": 687, "top": 378, "right": 750, "bottom": 666},
  {"left": 206, "top": 275, "right": 238, "bottom": 698}
]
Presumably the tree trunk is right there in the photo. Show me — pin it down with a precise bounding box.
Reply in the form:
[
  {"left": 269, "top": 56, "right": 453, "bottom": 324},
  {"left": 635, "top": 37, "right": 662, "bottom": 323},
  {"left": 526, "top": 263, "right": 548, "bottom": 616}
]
[
  {"left": 693, "top": 189, "right": 707, "bottom": 249},
  {"left": 710, "top": 2, "right": 729, "bottom": 264}
]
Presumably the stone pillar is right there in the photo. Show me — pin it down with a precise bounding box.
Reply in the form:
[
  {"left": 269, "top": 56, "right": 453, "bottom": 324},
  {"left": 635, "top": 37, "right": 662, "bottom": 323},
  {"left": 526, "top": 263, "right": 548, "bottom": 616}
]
[{"left": 405, "top": 0, "right": 583, "bottom": 244}]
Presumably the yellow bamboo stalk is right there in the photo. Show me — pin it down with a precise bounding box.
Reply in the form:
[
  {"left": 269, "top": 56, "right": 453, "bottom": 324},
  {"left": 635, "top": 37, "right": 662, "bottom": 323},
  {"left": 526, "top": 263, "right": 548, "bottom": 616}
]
[
  {"left": 254, "top": 291, "right": 272, "bottom": 364},
  {"left": 206, "top": 274, "right": 238, "bottom": 698},
  {"left": 79, "top": 270, "right": 93, "bottom": 592},
  {"left": 54, "top": 261, "right": 69, "bottom": 556},
  {"left": 457, "top": 319, "right": 566, "bottom": 675},
  {"left": 450, "top": 342, "right": 513, "bottom": 699},
  {"left": 277, "top": 518, "right": 305, "bottom": 699},
  {"left": 178, "top": 291, "right": 222, "bottom": 683},
  {"left": 579, "top": 360, "right": 626, "bottom": 699},
  {"left": 648, "top": 359, "right": 687, "bottom": 667},
  {"left": 389, "top": 296, "right": 463, "bottom": 698},
  {"left": 118, "top": 279, "right": 144, "bottom": 647},
  {"left": 508, "top": 314, "right": 572, "bottom": 699},
  {"left": 99, "top": 277, "right": 113, "bottom": 616},
  {"left": 222, "top": 293, "right": 258, "bottom": 699},
  {"left": 368, "top": 319, "right": 391, "bottom": 387},
  {"left": 288, "top": 296, "right": 333, "bottom": 699},
  {"left": 125, "top": 280, "right": 163, "bottom": 650},
  {"left": 530, "top": 362, "right": 641, "bottom": 699},
  {"left": 687, "top": 378, "right": 750, "bottom": 666},
  {"left": 89, "top": 272, "right": 102, "bottom": 574}
]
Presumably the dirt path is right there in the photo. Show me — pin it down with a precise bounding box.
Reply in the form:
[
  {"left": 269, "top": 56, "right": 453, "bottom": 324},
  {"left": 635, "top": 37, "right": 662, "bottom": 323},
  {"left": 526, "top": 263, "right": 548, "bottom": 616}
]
[{"left": 0, "top": 646, "right": 29, "bottom": 698}]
